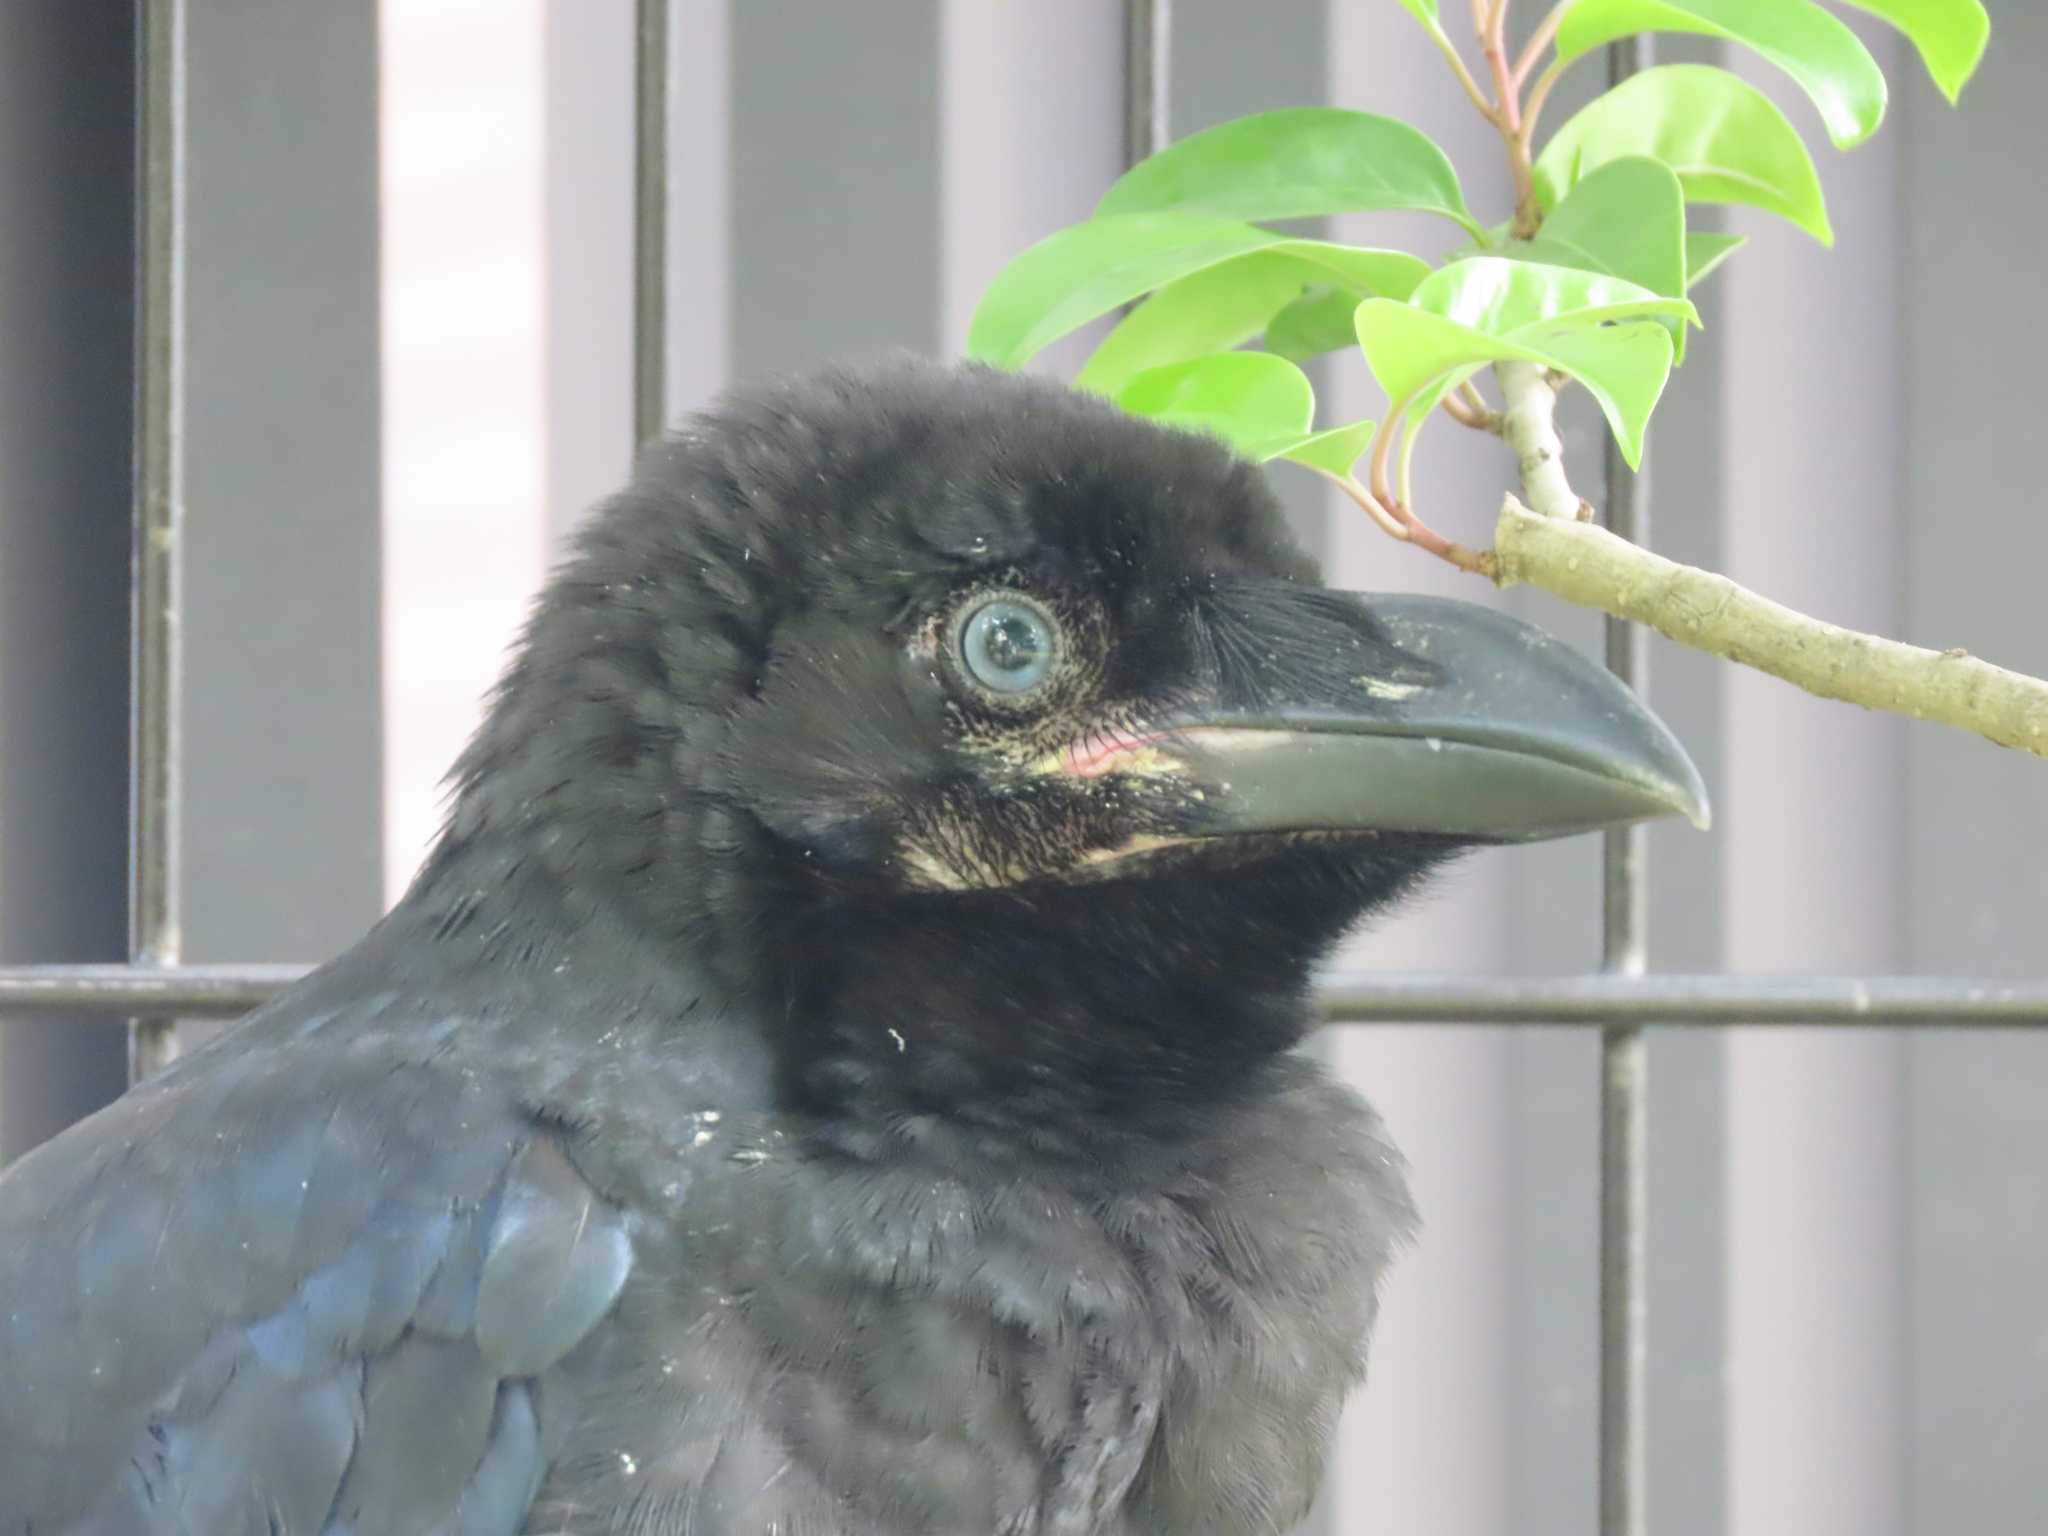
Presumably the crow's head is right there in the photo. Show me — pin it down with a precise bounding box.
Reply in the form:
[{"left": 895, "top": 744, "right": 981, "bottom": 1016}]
[{"left": 430, "top": 359, "right": 1703, "bottom": 1128}]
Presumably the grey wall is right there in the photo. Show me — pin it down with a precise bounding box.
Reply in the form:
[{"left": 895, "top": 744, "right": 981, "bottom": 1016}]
[
  {"left": 0, "top": 0, "right": 384, "bottom": 1121},
  {"left": 1901, "top": 8, "right": 2048, "bottom": 1526},
  {"left": 178, "top": 0, "right": 385, "bottom": 969},
  {"left": 0, "top": 2, "right": 135, "bottom": 1159},
  {"left": 2, "top": 4, "right": 2044, "bottom": 1532}
]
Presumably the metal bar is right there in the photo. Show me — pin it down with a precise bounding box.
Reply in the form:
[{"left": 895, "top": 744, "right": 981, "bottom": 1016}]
[
  {"left": 633, "top": 0, "right": 672, "bottom": 447},
  {"left": 128, "top": 0, "right": 189, "bottom": 1083},
  {"left": 1320, "top": 972, "right": 2048, "bottom": 1024},
  {"left": 5, "top": 965, "right": 2047, "bottom": 1024},
  {"left": 0, "top": 965, "right": 309, "bottom": 1017},
  {"left": 1122, "top": 0, "right": 1171, "bottom": 170},
  {"left": 1598, "top": 35, "right": 1653, "bottom": 1536}
]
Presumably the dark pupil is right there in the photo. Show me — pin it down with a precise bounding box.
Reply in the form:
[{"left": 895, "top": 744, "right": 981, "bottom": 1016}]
[{"left": 982, "top": 614, "right": 1042, "bottom": 672}]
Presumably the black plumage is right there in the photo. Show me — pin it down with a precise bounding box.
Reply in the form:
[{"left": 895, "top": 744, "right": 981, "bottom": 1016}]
[{"left": 0, "top": 359, "right": 1702, "bottom": 1534}]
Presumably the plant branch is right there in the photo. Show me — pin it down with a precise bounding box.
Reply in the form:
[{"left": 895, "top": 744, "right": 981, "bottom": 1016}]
[
  {"left": 1481, "top": 4, "right": 1520, "bottom": 135},
  {"left": 1429, "top": 26, "right": 1499, "bottom": 124},
  {"left": 1474, "top": 0, "right": 1544, "bottom": 236},
  {"left": 1476, "top": 359, "right": 2048, "bottom": 759},
  {"left": 1494, "top": 501, "right": 2048, "bottom": 758},
  {"left": 1494, "top": 362, "right": 1587, "bottom": 519}
]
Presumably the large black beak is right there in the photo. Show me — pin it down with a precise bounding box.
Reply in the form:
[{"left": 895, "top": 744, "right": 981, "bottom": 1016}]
[{"left": 1163, "top": 593, "right": 1708, "bottom": 842}]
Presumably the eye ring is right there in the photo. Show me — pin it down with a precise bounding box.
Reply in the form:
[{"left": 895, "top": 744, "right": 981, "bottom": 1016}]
[{"left": 951, "top": 591, "right": 1062, "bottom": 700}]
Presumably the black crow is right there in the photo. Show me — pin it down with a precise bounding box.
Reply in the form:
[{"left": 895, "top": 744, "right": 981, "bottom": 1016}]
[{"left": 0, "top": 359, "right": 1704, "bottom": 1534}]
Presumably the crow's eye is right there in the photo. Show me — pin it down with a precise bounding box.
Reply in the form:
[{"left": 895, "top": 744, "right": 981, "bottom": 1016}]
[{"left": 956, "top": 594, "right": 1059, "bottom": 697}]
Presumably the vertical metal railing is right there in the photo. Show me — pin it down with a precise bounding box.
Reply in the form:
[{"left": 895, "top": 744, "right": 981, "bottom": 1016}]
[
  {"left": 1122, "top": 0, "right": 1172, "bottom": 171},
  {"left": 1598, "top": 35, "right": 1654, "bottom": 1536},
  {"left": 128, "top": 0, "right": 189, "bottom": 1084},
  {"left": 633, "top": 0, "right": 675, "bottom": 448}
]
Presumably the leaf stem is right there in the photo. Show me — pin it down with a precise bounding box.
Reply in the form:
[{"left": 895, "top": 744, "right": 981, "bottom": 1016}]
[
  {"left": 1316, "top": 469, "right": 1410, "bottom": 542},
  {"left": 1513, "top": 2, "right": 1567, "bottom": 89},
  {"left": 1347, "top": 393, "right": 1496, "bottom": 575},
  {"left": 1429, "top": 24, "right": 1500, "bottom": 125},
  {"left": 1367, "top": 391, "right": 1413, "bottom": 510},
  {"left": 1519, "top": 56, "right": 1572, "bottom": 148},
  {"left": 1475, "top": 0, "right": 1543, "bottom": 237},
  {"left": 1441, "top": 388, "right": 1501, "bottom": 432}
]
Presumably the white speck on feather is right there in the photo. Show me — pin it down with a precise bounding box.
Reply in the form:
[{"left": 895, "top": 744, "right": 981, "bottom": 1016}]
[
  {"left": 620, "top": 1451, "right": 638, "bottom": 1476},
  {"left": 886, "top": 1027, "right": 908, "bottom": 1053},
  {"left": 1357, "top": 677, "right": 1425, "bottom": 701}
]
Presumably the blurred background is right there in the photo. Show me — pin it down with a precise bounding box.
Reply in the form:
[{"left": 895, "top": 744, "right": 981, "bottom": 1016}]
[{"left": 1, "top": 3, "right": 2043, "bottom": 1532}]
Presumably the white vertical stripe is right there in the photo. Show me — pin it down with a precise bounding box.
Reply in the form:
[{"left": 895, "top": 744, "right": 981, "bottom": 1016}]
[
  {"left": 1322, "top": 5, "right": 1519, "bottom": 1530},
  {"left": 379, "top": 0, "right": 551, "bottom": 902},
  {"left": 663, "top": 0, "right": 734, "bottom": 423},
  {"left": 1722, "top": 28, "right": 1908, "bottom": 1536},
  {"left": 544, "top": 0, "right": 635, "bottom": 541},
  {"left": 938, "top": 0, "right": 1121, "bottom": 368}
]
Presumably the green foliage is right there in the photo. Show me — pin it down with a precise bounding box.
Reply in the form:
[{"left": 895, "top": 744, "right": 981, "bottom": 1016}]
[
  {"left": 1359, "top": 258, "right": 1690, "bottom": 474},
  {"left": 967, "top": 0, "right": 1988, "bottom": 508},
  {"left": 1074, "top": 245, "right": 1429, "bottom": 394},
  {"left": 1833, "top": 0, "right": 1988, "bottom": 103},
  {"left": 1534, "top": 65, "right": 1833, "bottom": 244},
  {"left": 969, "top": 212, "right": 1427, "bottom": 373},
  {"left": 1095, "top": 107, "right": 1480, "bottom": 236},
  {"left": 1553, "top": 1, "right": 1887, "bottom": 149},
  {"left": 1684, "top": 231, "right": 1747, "bottom": 288},
  {"left": 1112, "top": 353, "right": 1315, "bottom": 459}
]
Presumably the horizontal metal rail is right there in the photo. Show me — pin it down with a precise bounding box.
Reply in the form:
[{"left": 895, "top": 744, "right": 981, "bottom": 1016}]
[
  {"left": 1319, "top": 973, "right": 2048, "bottom": 1025},
  {"left": 2, "top": 963, "right": 2043, "bottom": 1025},
  {"left": 1, "top": 964, "right": 308, "bottom": 1016}
]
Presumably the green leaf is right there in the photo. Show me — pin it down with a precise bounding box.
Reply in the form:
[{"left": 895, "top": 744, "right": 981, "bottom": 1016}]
[
  {"left": 1534, "top": 64, "right": 1833, "bottom": 245},
  {"left": 969, "top": 213, "right": 1274, "bottom": 369},
  {"left": 1354, "top": 302, "right": 1557, "bottom": 406},
  {"left": 1685, "top": 229, "right": 1747, "bottom": 288},
  {"left": 1264, "top": 287, "right": 1366, "bottom": 363},
  {"left": 1077, "top": 258, "right": 1307, "bottom": 396},
  {"left": 1113, "top": 353, "right": 1317, "bottom": 459},
  {"left": 1096, "top": 107, "right": 1481, "bottom": 237},
  {"left": 971, "top": 212, "right": 1434, "bottom": 373},
  {"left": 1540, "top": 157, "right": 1688, "bottom": 300},
  {"left": 1830, "top": 0, "right": 1988, "bottom": 104},
  {"left": 1554, "top": 0, "right": 1886, "bottom": 149},
  {"left": 1354, "top": 302, "right": 1676, "bottom": 470},
  {"left": 1524, "top": 157, "right": 1691, "bottom": 358},
  {"left": 1409, "top": 256, "right": 1697, "bottom": 336},
  {"left": 1075, "top": 242, "right": 1428, "bottom": 393},
  {"left": 1270, "top": 244, "right": 1433, "bottom": 301},
  {"left": 1391, "top": 0, "right": 1450, "bottom": 43},
  {"left": 1531, "top": 323, "right": 1677, "bottom": 466},
  {"left": 1266, "top": 419, "right": 1380, "bottom": 475}
]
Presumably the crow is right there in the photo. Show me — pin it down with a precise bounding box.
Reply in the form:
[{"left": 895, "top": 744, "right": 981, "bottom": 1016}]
[{"left": 0, "top": 359, "right": 1704, "bottom": 1535}]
